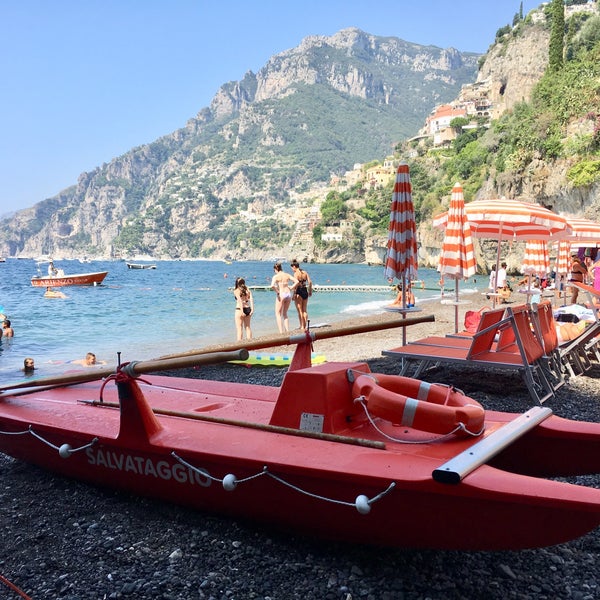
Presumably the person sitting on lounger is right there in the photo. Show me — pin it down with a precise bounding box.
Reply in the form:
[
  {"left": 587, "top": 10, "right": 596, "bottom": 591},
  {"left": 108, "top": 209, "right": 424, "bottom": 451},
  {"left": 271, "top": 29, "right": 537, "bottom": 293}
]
[{"left": 556, "top": 320, "right": 587, "bottom": 344}]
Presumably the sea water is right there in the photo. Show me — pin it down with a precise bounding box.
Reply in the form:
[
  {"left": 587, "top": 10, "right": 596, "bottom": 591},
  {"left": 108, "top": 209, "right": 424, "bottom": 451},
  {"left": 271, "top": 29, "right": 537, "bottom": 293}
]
[{"left": 0, "top": 259, "right": 484, "bottom": 381}]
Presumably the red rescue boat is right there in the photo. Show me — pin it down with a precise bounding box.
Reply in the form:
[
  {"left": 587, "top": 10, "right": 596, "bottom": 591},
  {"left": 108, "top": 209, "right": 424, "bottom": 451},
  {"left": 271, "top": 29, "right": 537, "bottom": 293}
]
[
  {"left": 0, "top": 319, "right": 599, "bottom": 551},
  {"left": 30, "top": 259, "right": 107, "bottom": 287}
]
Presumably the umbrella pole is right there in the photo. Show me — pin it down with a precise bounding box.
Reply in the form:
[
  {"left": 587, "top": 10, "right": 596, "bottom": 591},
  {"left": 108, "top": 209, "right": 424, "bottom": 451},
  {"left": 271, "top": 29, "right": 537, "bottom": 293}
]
[
  {"left": 402, "top": 275, "right": 407, "bottom": 346},
  {"left": 454, "top": 279, "right": 460, "bottom": 333}
]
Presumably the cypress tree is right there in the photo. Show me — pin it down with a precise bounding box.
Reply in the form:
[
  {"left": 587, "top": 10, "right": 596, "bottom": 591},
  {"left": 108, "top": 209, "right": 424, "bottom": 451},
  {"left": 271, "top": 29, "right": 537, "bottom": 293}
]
[{"left": 549, "top": 0, "right": 565, "bottom": 71}]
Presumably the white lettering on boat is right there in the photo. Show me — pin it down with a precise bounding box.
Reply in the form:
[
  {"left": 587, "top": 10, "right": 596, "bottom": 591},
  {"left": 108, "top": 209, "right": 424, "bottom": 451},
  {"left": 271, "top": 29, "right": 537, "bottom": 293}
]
[{"left": 86, "top": 448, "right": 211, "bottom": 486}]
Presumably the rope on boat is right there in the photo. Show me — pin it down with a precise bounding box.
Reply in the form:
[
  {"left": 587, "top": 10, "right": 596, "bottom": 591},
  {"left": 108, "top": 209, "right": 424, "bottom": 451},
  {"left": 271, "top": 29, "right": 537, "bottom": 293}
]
[
  {"left": 0, "top": 426, "right": 98, "bottom": 458},
  {"left": 171, "top": 452, "right": 395, "bottom": 515},
  {"left": 354, "top": 396, "right": 484, "bottom": 443}
]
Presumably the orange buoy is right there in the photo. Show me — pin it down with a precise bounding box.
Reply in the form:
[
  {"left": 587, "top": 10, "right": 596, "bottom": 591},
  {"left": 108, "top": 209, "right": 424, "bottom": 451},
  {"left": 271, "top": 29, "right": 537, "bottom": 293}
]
[{"left": 352, "top": 373, "right": 484, "bottom": 436}]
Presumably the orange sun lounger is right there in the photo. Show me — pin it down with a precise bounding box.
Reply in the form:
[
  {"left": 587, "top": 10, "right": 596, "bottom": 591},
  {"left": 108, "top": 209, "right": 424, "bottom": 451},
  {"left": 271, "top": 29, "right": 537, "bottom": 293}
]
[{"left": 383, "top": 306, "right": 555, "bottom": 404}]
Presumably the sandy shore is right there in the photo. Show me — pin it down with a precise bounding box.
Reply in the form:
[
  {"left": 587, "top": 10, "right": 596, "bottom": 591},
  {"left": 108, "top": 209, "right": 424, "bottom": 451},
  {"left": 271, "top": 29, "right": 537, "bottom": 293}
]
[
  {"left": 155, "top": 292, "right": 493, "bottom": 365},
  {"left": 309, "top": 296, "right": 483, "bottom": 361}
]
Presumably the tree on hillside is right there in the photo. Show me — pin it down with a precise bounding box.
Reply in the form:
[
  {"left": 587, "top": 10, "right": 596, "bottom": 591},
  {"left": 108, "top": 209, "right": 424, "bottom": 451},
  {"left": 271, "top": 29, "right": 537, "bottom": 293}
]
[{"left": 549, "top": 0, "right": 565, "bottom": 71}]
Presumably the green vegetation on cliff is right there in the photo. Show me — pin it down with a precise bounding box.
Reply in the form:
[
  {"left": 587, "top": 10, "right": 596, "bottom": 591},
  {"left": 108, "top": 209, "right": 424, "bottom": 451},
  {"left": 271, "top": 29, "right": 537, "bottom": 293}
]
[{"left": 341, "top": 6, "right": 600, "bottom": 244}]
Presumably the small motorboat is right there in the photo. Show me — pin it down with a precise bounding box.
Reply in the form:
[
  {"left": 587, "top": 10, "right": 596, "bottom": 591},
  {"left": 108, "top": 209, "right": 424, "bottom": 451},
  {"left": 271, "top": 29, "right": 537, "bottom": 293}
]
[
  {"left": 126, "top": 263, "right": 157, "bottom": 270},
  {"left": 0, "top": 316, "right": 599, "bottom": 551},
  {"left": 31, "top": 259, "right": 107, "bottom": 287}
]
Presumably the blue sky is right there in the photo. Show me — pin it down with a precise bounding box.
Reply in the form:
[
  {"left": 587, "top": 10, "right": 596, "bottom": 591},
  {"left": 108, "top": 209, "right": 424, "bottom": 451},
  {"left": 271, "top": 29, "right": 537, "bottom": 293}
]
[{"left": 0, "top": 0, "right": 540, "bottom": 215}]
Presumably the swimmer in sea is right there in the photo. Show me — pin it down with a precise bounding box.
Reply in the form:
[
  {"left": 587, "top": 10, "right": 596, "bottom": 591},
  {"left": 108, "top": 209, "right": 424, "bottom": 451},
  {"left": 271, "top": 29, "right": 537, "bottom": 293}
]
[
  {"left": 270, "top": 262, "right": 296, "bottom": 333},
  {"left": 71, "top": 352, "right": 107, "bottom": 367}
]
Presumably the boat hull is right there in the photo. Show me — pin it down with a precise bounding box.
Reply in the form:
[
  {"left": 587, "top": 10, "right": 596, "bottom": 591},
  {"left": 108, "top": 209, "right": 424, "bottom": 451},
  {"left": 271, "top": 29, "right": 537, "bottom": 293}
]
[
  {"left": 31, "top": 271, "right": 108, "bottom": 287},
  {"left": 0, "top": 362, "right": 599, "bottom": 550}
]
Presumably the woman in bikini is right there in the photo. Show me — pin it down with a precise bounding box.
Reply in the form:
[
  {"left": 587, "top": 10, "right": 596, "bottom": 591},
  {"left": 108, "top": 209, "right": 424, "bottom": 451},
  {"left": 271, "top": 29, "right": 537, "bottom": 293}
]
[
  {"left": 569, "top": 255, "right": 589, "bottom": 304},
  {"left": 233, "top": 277, "right": 254, "bottom": 340},
  {"left": 290, "top": 260, "right": 312, "bottom": 331},
  {"left": 271, "top": 263, "right": 295, "bottom": 333}
]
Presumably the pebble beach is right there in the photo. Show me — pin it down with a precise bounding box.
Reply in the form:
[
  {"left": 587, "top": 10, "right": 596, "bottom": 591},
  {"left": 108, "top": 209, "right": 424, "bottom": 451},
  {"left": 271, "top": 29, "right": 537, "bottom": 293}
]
[{"left": 1, "top": 296, "right": 599, "bottom": 600}]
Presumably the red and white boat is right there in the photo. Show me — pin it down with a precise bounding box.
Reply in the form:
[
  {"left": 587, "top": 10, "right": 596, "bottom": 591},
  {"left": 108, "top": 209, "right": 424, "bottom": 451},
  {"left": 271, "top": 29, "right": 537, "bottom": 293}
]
[
  {"left": 31, "top": 259, "right": 108, "bottom": 287},
  {"left": 0, "top": 318, "right": 599, "bottom": 551}
]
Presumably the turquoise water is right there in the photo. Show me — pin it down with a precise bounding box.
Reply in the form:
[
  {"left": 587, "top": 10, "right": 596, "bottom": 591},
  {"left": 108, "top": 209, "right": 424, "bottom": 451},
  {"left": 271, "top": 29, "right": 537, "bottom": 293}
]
[{"left": 0, "top": 259, "right": 483, "bottom": 380}]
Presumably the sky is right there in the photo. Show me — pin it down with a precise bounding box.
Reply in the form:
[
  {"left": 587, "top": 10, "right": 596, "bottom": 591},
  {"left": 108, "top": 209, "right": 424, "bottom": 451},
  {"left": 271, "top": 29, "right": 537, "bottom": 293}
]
[{"left": 0, "top": 0, "right": 540, "bottom": 216}]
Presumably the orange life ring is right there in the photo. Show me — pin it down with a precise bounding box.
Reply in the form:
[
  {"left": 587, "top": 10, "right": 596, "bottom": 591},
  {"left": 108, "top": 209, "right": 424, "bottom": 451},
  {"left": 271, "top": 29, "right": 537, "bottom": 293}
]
[{"left": 352, "top": 373, "right": 484, "bottom": 436}]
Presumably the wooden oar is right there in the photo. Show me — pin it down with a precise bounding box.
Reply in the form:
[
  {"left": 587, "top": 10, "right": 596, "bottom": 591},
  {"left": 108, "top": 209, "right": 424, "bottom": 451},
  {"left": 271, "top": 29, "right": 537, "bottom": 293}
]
[
  {"left": 0, "top": 349, "right": 248, "bottom": 395},
  {"left": 82, "top": 399, "right": 385, "bottom": 449},
  {"left": 156, "top": 313, "right": 435, "bottom": 361}
]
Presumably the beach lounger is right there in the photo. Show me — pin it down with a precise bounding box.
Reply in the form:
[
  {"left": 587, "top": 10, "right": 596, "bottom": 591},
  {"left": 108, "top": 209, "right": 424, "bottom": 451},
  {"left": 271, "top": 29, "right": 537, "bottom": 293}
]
[
  {"left": 418, "top": 306, "right": 523, "bottom": 354},
  {"left": 383, "top": 305, "right": 555, "bottom": 404},
  {"left": 529, "top": 301, "right": 565, "bottom": 388},
  {"left": 558, "top": 283, "right": 600, "bottom": 375},
  {"left": 410, "top": 306, "right": 508, "bottom": 349}
]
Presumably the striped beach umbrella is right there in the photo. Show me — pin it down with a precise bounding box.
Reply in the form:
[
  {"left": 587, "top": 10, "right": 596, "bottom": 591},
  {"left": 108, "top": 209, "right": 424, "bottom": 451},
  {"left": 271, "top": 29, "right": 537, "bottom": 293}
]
[
  {"left": 384, "top": 163, "right": 418, "bottom": 287},
  {"left": 433, "top": 198, "right": 569, "bottom": 241},
  {"left": 436, "top": 182, "right": 476, "bottom": 332},
  {"left": 521, "top": 239, "right": 550, "bottom": 304},
  {"left": 384, "top": 163, "right": 418, "bottom": 344},
  {"left": 564, "top": 216, "right": 600, "bottom": 243},
  {"left": 462, "top": 198, "right": 569, "bottom": 240},
  {"left": 522, "top": 239, "right": 550, "bottom": 276},
  {"left": 554, "top": 240, "right": 572, "bottom": 305},
  {"left": 434, "top": 197, "right": 568, "bottom": 307}
]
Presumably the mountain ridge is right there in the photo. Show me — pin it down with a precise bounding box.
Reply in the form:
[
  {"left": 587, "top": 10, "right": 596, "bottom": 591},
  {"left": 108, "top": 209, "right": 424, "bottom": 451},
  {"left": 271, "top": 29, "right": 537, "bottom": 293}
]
[{"left": 0, "top": 27, "right": 479, "bottom": 260}]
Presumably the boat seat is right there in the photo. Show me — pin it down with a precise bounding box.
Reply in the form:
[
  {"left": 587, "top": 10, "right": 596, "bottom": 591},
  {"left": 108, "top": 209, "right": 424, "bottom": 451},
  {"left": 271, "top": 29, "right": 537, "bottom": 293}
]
[{"left": 269, "top": 361, "right": 370, "bottom": 433}]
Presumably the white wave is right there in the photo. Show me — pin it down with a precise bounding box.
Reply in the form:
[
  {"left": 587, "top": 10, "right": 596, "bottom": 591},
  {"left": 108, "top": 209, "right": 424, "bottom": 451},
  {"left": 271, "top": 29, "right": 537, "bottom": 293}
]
[{"left": 341, "top": 299, "right": 391, "bottom": 315}]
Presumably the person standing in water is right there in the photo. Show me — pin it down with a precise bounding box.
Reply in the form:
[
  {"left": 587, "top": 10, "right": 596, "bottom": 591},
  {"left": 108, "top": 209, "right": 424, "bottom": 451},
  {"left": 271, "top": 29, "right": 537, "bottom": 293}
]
[
  {"left": 290, "top": 260, "right": 312, "bottom": 331},
  {"left": 270, "top": 263, "right": 295, "bottom": 333},
  {"left": 233, "top": 277, "right": 254, "bottom": 340}
]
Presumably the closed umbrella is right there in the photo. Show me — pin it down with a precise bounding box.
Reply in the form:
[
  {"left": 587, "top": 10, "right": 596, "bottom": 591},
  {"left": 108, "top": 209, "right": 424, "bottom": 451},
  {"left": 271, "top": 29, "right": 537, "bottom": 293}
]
[
  {"left": 436, "top": 182, "right": 476, "bottom": 332},
  {"left": 554, "top": 240, "right": 572, "bottom": 305},
  {"left": 384, "top": 163, "right": 418, "bottom": 344},
  {"left": 520, "top": 239, "right": 550, "bottom": 303}
]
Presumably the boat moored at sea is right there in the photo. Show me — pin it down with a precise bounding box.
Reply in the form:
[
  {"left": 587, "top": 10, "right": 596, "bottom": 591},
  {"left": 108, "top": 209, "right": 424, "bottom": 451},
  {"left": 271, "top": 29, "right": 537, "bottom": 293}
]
[
  {"left": 126, "top": 262, "right": 157, "bottom": 269},
  {"left": 0, "top": 316, "right": 599, "bottom": 551},
  {"left": 30, "top": 259, "right": 108, "bottom": 287}
]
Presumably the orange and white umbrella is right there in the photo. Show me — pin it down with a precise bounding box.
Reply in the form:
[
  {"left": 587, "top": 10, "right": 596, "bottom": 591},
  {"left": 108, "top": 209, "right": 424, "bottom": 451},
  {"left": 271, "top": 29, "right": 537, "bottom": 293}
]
[
  {"left": 434, "top": 197, "right": 568, "bottom": 307},
  {"left": 554, "top": 240, "right": 572, "bottom": 305},
  {"left": 555, "top": 240, "right": 572, "bottom": 276},
  {"left": 465, "top": 198, "right": 570, "bottom": 240},
  {"left": 436, "top": 182, "right": 476, "bottom": 332},
  {"left": 564, "top": 216, "right": 600, "bottom": 244},
  {"left": 522, "top": 239, "right": 550, "bottom": 276},
  {"left": 384, "top": 163, "right": 418, "bottom": 287},
  {"left": 520, "top": 239, "right": 550, "bottom": 304},
  {"left": 433, "top": 198, "right": 569, "bottom": 241}
]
